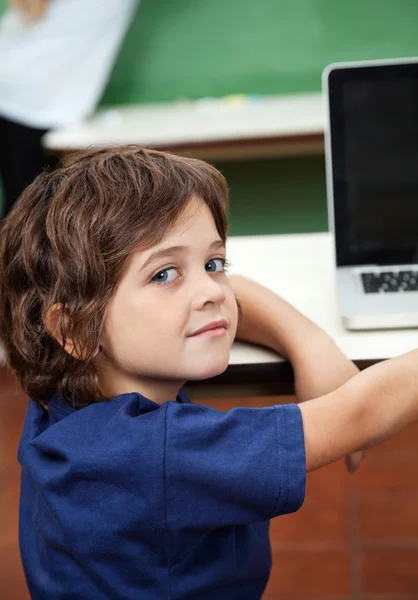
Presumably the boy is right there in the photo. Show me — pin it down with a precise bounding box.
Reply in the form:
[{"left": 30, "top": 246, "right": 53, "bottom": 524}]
[{"left": 0, "top": 146, "right": 416, "bottom": 599}]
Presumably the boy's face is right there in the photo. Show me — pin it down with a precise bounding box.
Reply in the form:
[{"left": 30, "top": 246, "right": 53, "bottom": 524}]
[{"left": 97, "top": 196, "right": 238, "bottom": 402}]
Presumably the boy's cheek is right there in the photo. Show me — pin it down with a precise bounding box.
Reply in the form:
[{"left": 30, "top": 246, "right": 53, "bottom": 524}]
[{"left": 228, "top": 296, "right": 239, "bottom": 338}]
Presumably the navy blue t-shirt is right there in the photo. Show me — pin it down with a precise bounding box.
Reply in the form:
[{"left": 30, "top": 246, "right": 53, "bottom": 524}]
[{"left": 18, "top": 388, "right": 306, "bottom": 599}]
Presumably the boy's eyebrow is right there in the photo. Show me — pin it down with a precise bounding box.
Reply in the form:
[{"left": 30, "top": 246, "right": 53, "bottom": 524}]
[{"left": 139, "top": 240, "right": 225, "bottom": 272}]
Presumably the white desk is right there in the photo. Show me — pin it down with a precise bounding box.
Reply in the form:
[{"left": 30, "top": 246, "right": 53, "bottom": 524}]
[
  {"left": 43, "top": 93, "right": 324, "bottom": 161},
  {"left": 227, "top": 232, "right": 418, "bottom": 367}
]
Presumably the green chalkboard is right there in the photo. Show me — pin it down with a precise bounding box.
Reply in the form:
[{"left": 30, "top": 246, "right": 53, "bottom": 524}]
[{"left": 100, "top": 0, "right": 418, "bottom": 105}]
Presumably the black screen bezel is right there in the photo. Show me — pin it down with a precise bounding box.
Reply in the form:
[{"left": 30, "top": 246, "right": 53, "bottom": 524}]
[{"left": 328, "top": 61, "right": 418, "bottom": 266}]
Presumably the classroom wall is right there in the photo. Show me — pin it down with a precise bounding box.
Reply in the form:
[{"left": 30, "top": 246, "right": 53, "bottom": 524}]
[
  {"left": 218, "top": 156, "right": 327, "bottom": 236},
  {"left": 1, "top": 0, "right": 417, "bottom": 233}
]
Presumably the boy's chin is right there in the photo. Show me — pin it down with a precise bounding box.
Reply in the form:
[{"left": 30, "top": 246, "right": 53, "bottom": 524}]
[{"left": 187, "top": 358, "right": 230, "bottom": 382}]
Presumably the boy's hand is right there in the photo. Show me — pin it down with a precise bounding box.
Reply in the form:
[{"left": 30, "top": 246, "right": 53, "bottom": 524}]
[{"left": 344, "top": 450, "right": 366, "bottom": 474}]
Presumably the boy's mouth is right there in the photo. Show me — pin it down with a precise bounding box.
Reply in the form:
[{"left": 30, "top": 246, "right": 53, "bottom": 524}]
[{"left": 187, "top": 319, "right": 228, "bottom": 337}]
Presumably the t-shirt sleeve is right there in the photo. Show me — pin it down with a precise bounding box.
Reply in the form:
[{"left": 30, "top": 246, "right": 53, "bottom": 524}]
[{"left": 165, "top": 402, "right": 306, "bottom": 531}]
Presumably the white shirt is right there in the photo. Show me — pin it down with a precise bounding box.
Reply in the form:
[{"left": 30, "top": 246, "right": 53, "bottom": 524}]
[{"left": 0, "top": 0, "right": 139, "bottom": 129}]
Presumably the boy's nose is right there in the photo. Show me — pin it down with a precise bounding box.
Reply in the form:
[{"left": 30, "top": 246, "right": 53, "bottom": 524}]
[{"left": 191, "top": 273, "right": 226, "bottom": 310}]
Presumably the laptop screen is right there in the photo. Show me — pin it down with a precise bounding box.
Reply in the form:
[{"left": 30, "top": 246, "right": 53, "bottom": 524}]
[{"left": 327, "top": 61, "right": 418, "bottom": 266}]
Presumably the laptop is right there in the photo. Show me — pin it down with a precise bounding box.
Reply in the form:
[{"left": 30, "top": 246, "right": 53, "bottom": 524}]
[{"left": 323, "top": 57, "right": 418, "bottom": 330}]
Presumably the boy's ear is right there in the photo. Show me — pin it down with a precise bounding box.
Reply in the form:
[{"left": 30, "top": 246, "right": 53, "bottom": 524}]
[{"left": 44, "top": 303, "right": 86, "bottom": 359}]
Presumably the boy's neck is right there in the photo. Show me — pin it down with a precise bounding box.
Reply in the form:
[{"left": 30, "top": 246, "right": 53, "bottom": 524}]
[{"left": 100, "top": 376, "right": 185, "bottom": 405}]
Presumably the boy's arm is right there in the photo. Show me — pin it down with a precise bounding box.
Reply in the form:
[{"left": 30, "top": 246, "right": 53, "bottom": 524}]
[
  {"left": 229, "top": 276, "right": 418, "bottom": 473},
  {"left": 300, "top": 350, "right": 418, "bottom": 471},
  {"left": 230, "top": 275, "right": 366, "bottom": 473},
  {"left": 230, "top": 275, "right": 359, "bottom": 401}
]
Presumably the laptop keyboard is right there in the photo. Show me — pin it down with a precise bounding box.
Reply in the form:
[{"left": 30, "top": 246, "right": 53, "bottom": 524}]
[{"left": 361, "top": 270, "right": 418, "bottom": 293}]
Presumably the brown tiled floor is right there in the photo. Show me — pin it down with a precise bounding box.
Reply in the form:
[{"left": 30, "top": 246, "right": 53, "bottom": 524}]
[{"left": 1, "top": 369, "right": 418, "bottom": 599}]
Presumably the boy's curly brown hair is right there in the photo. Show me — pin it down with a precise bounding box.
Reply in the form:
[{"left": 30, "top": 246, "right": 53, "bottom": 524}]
[{"left": 0, "top": 146, "right": 229, "bottom": 409}]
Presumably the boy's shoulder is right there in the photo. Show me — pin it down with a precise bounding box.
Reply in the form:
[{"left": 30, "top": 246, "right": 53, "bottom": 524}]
[{"left": 18, "top": 392, "right": 173, "bottom": 474}]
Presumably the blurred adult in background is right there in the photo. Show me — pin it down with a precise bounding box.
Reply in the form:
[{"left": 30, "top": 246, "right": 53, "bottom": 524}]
[{"left": 0, "top": 0, "right": 139, "bottom": 218}]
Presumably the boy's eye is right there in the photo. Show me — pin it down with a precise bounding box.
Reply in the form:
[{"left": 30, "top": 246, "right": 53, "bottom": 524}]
[
  {"left": 152, "top": 267, "right": 179, "bottom": 284},
  {"left": 206, "top": 258, "right": 227, "bottom": 272},
  {"left": 152, "top": 259, "right": 228, "bottom": 284}
]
